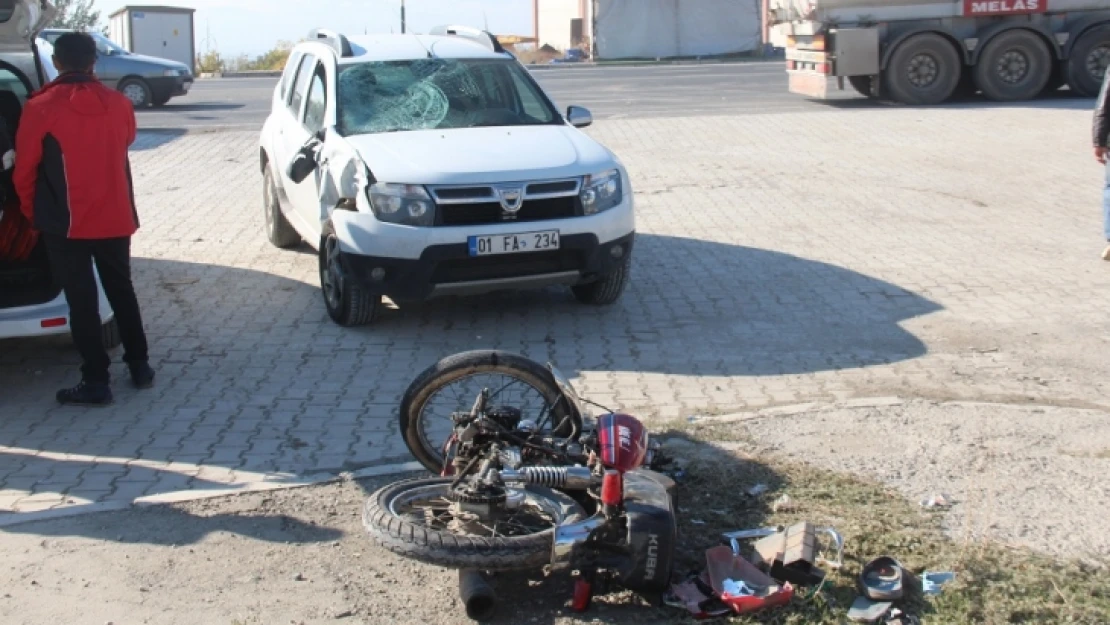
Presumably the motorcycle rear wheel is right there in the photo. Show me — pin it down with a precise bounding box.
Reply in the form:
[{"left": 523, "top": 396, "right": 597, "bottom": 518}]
[
  {"left": 400, "top": 350, "right": 580, "bottom": 473},
  {"left": 363, "top": 477, "right": 586, "bottom": 570}
]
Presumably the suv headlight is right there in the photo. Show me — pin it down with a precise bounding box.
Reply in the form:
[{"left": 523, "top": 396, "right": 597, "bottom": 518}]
[
  {"left": 581, "top": 170, "right": 623, "bottom": 215},
  {"left": 368, "top": 183, "right": 435, "bottom": 226}
]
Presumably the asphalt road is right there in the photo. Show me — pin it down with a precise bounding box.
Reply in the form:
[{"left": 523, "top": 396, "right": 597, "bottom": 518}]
[{"left": 135, "top": 62, "right": 855, "bottom": 131}]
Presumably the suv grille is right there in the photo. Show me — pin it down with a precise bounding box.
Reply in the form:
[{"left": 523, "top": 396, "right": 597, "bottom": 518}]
[
  {"left": 438, "top": 197, "right": 579, "bottom": 226},
  {"left": 429, "top": 179, "right": 582, "bottom": 227}
]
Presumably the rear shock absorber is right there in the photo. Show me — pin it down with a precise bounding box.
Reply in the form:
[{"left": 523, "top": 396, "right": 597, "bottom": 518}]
[{"left": 510, "top": 466, "right": 595, "bottom": 490}]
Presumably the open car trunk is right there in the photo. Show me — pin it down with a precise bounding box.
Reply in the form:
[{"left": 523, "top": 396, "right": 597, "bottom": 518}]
[
  {"left": 0, "top": 115, "right": 58, "bottom": 311},
  {"left": 0, "top": 0, "right": 59, "bottom": 310},
  {"left": 0, "top": 238, "right": 58, "bottom": 309}
]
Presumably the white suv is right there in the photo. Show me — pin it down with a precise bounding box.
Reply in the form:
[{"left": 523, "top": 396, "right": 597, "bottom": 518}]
[{"left": 258, "top": 26, "right": 635, "bottom": 327}]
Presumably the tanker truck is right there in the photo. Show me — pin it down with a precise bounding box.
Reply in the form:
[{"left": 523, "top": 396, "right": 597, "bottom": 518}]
[{"left": 768, "top": 0, "right": 1110, "bottom": 104}]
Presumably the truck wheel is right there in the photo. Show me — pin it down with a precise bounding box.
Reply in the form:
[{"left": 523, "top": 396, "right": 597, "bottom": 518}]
[
  {"left": 974, "top": 30, "right": 1052, "bottom": 101},
  {"left": 848, "top": 76, "right": 875, "bottom": 98},
  {"left": 883, "top": 34, "right": 961, "bottom": 105},
  {"left": 1066, "top": 25, "right": 1110, "bottom": 97}
]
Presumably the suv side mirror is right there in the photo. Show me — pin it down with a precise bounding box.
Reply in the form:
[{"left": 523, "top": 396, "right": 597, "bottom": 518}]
[
  {"left": 567, "top": 106, "right": 592, "bottom": 128},
  {"left": 287, "top": 138, "right": 320, "bottom": 184}
]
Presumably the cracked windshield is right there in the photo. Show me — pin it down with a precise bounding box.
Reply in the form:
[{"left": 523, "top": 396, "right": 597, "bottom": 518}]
[{"left": 337, "top": 58, "right": 558, "bottom": 135}]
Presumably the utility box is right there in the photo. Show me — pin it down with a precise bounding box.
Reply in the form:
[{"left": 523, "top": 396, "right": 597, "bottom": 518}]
[{"left": 108, "top": 6, "right": 197, "bottom": 73}]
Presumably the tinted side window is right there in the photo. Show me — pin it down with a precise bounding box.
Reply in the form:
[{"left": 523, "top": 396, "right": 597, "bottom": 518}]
[
  {"left": 289, "top": 55, "right": 316, "bottom": 115},
  {"left": 304, "top": 69, "right": 327, "bottom": 132},
  {"left": 280, "top": 51, "right": 303, "bottom": 101}
]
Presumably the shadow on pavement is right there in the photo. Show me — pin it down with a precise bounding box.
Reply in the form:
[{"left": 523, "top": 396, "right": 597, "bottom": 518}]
[
  {"left": 132, "top": 129, "right": 188, "bottom": 152},
  {"left": 0, "top": 455, "right": 344, "bottom": 546},
  {"left": 0, "top": 234, "right": 939, "bottom": 517},
  {"left": 388, "top": 233, "right": 941, "bottom": 377},
  {"left": 142, "top": 102, "right": 246, "bottom": 113}
]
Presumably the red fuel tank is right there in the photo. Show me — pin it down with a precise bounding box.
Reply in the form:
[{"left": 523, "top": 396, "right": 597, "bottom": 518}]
[{"left": 597, "top": 413, "right": 650, "bottom": 473}]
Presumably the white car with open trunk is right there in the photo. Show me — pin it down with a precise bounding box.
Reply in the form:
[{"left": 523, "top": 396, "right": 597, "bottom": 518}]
[{"left": 0, "top": 0, "right": 120, "bottom": 349}]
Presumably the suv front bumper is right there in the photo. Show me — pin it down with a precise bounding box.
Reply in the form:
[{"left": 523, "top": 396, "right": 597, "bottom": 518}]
[{"left": 341, "top": 232, "right": 634, "bottom": 302}]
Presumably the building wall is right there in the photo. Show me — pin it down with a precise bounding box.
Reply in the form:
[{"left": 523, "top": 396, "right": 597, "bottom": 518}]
[
  {"left": 595, "top": 0, "right": 761, "bottom": 59},
  {"left": 535, "top": 0, "right": 590, "bottom": 51}
]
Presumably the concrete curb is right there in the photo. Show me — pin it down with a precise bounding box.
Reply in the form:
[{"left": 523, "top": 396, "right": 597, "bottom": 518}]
[{"left": 0, "top": 460, "right": 425, "bottom": 528}]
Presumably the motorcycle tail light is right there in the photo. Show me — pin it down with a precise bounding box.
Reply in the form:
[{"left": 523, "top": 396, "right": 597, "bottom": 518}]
[{"left": 600, "top": 469, "right": 622, "bottom": 507}]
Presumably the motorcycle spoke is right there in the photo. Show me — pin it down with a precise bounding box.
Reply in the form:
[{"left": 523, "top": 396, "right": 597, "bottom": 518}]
[{"left": 420, "top": 372, "right": 556, "bottom": 454}]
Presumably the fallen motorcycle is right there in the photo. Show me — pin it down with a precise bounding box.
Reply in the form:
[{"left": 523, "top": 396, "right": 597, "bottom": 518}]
[{"left": 362, "top": 350, "right": 678, "bottom": 619}]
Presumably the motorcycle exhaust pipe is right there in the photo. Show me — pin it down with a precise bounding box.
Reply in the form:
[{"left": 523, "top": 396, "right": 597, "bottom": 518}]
[
  {"left": 459, "top": 569, "right": 497, "bottom": 621},
  {"left": 501, "top": 466, "right": 594, "bottom": 490}
]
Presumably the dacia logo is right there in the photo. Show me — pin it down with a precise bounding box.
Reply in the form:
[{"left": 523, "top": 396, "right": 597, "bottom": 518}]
[
  {"left": 645, "top": 533, "right": 660, "bottom": 579},
  {"left": 497, "top": 186, "right": 525, "bottom": 213}
]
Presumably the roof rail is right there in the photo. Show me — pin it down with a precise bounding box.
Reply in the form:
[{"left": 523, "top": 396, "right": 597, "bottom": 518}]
[
  {"left": 427, "top": 24, "right": 506, "bottom": 53},
  {"left": 308, "top": 28, "right": 353, "bottom": 57}
]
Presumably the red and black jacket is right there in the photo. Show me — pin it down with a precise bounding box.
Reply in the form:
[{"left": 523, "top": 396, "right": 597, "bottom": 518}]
[{"left": 14, "top": 72, "right": 139, "bottom": 239}]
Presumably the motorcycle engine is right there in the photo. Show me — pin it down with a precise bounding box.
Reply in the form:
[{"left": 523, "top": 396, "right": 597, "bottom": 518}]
[
  {"left": 612, "top": 470, "right": 678, "bottom": 596},
  {"left": 486, "top": 406, "right": 523, "bottom": 431}
]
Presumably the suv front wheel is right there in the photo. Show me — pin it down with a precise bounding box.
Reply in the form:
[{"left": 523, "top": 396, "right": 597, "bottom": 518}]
[
  {"left": 319, "top": 228, "right": 380, "bottom": 327},
  {"left": 571, "top": 256, "right": 631, "bottom": 306}
]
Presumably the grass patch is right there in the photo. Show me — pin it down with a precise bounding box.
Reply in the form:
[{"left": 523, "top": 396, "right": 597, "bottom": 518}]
[{"left": 654, "top": 421, "right": 1110, "bottom": 624}]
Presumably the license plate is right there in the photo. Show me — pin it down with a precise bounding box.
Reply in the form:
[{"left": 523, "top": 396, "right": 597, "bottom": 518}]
[{"left": 468, "top": 231, "right": 560, "bottom": 257}]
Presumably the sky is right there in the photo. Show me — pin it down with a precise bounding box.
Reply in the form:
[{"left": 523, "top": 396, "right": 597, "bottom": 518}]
[{"left": 93, "top": 0, "right": 535, "bottom": 57}]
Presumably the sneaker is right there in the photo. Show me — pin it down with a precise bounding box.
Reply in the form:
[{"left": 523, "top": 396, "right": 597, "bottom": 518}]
[
  {"left": 129, "top": 362, "right": 156, "bottom": 389},
  {"left": 56, "top": 381, "right": 113, "bottom": 406},
  {"left": 1103, "top": 245, "right": 1110, "bottom": 261}
]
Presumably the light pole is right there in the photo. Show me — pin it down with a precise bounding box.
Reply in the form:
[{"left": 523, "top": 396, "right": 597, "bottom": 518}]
[{"left": 400, "top": 0, "right": 406, "bottom": 34}]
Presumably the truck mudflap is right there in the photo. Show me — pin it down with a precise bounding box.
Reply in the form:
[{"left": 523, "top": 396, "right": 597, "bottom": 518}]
[
  {"left": 788, "top": 72, "right": 831, "bottom": 98},
  {"left": 785, "top": 47, "right": 832, "bottom": 99}
]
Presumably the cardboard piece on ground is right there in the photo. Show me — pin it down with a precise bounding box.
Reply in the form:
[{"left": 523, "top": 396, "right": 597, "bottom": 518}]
[{"left": 848, "top": 596, "right": 893, "bottom": 623}]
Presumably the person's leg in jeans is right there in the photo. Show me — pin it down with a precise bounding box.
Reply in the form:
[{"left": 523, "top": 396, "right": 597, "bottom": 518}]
[
  {"left": 91, "top": 236, "right": 154, "bottom": 387},
  {"left": 43, "top": 234, "right": 113, "bottom": 404}
]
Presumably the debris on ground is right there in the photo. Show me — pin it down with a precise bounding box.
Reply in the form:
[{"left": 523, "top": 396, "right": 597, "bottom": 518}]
[
  {"left": 921, "top": 571, "right": 956, "bottom": 595},
  {"left": 920, "top": 493, "right": 953, "bottom": 509},
  {"left": 772, "top": 494, "right": 796, "bottom": 512}
]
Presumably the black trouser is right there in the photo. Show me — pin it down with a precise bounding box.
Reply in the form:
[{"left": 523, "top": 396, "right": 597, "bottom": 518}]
[{"left": 44, "top": 235, "right": 149, "bottom": 384}]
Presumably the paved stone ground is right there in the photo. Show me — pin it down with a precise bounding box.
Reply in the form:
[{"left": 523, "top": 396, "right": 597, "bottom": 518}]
[{"left": 3, "top": 98, "right": 1110, "bottom": 514}]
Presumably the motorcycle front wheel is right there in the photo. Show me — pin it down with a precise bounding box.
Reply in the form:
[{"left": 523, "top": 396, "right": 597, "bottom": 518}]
[
  {"left": 399, "top": 350, "right": 581, "bottom": 473},
  {"left": 363, "top": 477, "right": 586, "bottom": 570}
]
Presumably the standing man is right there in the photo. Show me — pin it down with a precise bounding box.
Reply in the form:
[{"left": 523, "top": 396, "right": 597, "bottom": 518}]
[
  {"left": 1095, "top": 65, "right": 1110, "bottom": 260},
  {"left": 15, "top": 32, "right": 154, "bottom": 406}
]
